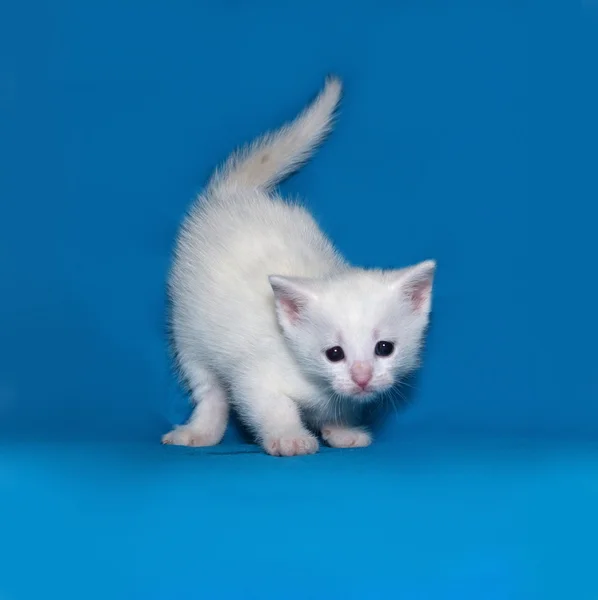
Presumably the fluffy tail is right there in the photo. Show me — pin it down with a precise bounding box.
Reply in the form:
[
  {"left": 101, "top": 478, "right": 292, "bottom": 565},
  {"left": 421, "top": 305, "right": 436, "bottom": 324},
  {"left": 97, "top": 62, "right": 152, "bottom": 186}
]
[{"left": 209, "top": 76, "right": 342, "bottom": 192}]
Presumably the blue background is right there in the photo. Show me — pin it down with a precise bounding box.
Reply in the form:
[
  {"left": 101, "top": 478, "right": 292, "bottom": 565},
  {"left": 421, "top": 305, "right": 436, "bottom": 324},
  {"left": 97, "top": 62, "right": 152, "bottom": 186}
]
[{"left": 1, "top": 1, "right": 597, "bottom": 599}]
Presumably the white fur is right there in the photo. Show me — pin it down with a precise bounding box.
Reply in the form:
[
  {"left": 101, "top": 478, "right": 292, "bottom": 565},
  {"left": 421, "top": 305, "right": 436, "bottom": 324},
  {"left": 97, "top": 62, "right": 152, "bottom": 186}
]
[{"left": 162, "top": 77, "right": 435, "bottom": 456}]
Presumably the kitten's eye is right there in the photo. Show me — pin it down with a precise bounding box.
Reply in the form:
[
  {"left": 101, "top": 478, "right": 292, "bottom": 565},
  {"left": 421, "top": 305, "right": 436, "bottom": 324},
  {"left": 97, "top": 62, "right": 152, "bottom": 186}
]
[
  {"left": 325, "top": 346, "right": 345, "bottom": 362},
  {"left": 375, "top": 341, "right": 395, "bottom": 357}
]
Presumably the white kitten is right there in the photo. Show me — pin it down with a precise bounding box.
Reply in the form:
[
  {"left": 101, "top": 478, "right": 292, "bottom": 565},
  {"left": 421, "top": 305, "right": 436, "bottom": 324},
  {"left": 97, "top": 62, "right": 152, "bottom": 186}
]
[{"left": 163, "top": 77, "right": 435, "bottom": 456}]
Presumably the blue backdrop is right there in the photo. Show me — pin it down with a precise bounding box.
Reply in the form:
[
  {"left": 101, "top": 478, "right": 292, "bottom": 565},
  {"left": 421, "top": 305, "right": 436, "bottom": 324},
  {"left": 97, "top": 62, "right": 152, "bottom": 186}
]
[{"left": 1, "top": 1, "right": 597, "bottom": 599}]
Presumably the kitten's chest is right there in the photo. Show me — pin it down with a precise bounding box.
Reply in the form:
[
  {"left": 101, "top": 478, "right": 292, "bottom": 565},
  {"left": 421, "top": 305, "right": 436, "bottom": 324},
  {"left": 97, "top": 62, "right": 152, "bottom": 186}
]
[
  {"left": 298, "top": 395, "right": 356, "bottom": 428},
  {"left": 286, "top": 380, "right": 340, "bottom": 425},
  {"left": 286, "top": 378, "right": 324, "bottom": 408}
]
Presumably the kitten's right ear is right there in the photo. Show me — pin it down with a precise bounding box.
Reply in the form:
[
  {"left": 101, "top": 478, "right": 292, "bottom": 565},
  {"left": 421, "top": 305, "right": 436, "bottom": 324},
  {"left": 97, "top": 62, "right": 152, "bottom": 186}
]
[{"left": 268, "top": 276, "right": 318, "bottom": 328}]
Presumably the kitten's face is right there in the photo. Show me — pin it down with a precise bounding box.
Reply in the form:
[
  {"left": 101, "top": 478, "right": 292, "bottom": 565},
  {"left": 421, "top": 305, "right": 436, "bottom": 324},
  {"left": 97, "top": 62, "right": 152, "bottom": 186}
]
[{"left": 269, "top": 260, "right": 435, "bottom": 401}]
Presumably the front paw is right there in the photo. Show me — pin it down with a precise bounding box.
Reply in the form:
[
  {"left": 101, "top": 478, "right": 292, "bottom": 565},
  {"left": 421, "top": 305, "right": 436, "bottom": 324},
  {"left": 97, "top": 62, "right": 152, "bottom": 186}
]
[
  {"left": 321, "top": 425, "right": 372, "bottom": 449},
  {"left": 263, "top": 430, "right": 319, "bottom": 457}
]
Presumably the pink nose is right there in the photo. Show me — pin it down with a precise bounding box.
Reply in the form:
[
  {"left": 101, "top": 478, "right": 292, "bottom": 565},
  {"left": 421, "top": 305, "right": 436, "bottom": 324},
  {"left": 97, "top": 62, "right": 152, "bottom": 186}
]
[{"left": 350, "top": 362, "right": 373, "bottom": 390}]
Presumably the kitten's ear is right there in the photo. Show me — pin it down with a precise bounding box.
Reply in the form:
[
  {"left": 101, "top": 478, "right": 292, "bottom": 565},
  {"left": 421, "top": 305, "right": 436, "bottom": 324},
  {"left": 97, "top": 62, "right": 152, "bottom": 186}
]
[
  {"left": 393, "top": 260, "right": 436, "bottom": 315},
  {"left": 268, "top": 275, "right": 319, "bottom": 327}
]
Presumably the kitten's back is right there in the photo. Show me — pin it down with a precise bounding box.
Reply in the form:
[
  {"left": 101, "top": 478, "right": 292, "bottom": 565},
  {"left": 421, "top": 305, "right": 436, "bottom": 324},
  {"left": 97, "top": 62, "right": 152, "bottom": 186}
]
[{"left": 170, "top": 78, "right": 345, "bottom": 374}]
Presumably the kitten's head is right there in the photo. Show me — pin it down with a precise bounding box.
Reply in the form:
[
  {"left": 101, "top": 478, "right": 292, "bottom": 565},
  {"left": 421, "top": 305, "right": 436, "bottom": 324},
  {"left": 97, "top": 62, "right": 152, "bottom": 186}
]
[{"left": 269, "top": 260, "right": 435, "bottom": 401}]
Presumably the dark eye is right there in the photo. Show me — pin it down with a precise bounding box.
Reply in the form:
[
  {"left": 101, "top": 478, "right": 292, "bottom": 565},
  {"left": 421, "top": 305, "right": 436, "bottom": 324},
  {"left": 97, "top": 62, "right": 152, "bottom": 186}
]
[
  {"left": 325, "top": 346, "right": 345, "bottom": 362},
  {"left": 375, "top": 341, "right": 395, "bottom": 357}
]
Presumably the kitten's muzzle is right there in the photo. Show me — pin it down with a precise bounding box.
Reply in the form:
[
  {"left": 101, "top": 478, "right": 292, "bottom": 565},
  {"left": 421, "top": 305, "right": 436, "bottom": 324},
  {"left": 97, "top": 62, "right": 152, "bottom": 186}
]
[{"left": 350, "top": 361, "right": 373, "bottom": 391}]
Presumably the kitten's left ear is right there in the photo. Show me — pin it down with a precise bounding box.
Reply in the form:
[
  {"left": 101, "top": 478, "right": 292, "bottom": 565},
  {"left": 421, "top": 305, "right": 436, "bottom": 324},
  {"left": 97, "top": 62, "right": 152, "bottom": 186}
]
[
  {"left": 268, "top": 275, "right": 320, "bottom": 328},
  {"left": 394, "top": 260, "right": 436, "bottom": 315}
]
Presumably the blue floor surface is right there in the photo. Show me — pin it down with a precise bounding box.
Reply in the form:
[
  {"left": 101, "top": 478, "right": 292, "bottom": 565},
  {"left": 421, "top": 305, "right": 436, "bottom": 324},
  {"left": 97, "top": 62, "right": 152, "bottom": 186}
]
[{"left": 2, "top": 436, "right": 597, "bottom": 600}]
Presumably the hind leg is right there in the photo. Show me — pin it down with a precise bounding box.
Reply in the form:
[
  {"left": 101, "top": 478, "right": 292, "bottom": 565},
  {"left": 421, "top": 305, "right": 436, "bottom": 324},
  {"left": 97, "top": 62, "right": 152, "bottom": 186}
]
[{"left": 162, "top": 362, "right": 229, "bottom": 447}]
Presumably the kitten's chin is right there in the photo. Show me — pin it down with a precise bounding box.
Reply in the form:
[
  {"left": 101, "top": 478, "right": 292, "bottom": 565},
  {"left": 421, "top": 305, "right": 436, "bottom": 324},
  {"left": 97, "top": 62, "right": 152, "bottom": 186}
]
[
  {"left": 352, "top": 390, "right": 377, "bottom": 402},
  {"left": 334, "top": 385, "right": 392, "bottom": 404},
  {"left": 335, "top": 386, "right": 383, "bottom": 403}
]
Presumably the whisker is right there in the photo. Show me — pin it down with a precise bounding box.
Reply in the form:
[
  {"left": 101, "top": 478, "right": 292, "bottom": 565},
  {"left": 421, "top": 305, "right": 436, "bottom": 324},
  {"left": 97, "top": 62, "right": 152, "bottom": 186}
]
[
  {"left": 392, "top": 386, "right": 408, "bottom": 404},
  {"left": 398, "top": 379, "right": 417, "bottom": 391},
  {"left": 387, "top": 388, "right": 407, "bottom": 419},
  {"left": 334, "top": 392, "right": 342, "bottom": 425}
]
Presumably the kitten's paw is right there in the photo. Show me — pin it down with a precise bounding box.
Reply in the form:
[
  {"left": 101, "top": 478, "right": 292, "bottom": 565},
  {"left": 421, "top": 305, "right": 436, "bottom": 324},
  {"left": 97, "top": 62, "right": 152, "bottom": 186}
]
[
  {"left": 321, "top": 425, "right": 372, "bottom": 449},
  {"left": 263, "top": 431, "right": 319, "bottom": 457},
  {"left": 161, "top": 425, "right": 220, "bottom": 448}
]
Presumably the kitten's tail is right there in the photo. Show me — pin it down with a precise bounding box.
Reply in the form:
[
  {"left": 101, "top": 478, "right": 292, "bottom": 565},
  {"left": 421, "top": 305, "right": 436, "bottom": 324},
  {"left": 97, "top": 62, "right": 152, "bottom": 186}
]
[{"left": 209, "top": 76, "right": 342, "bottom": 192}]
